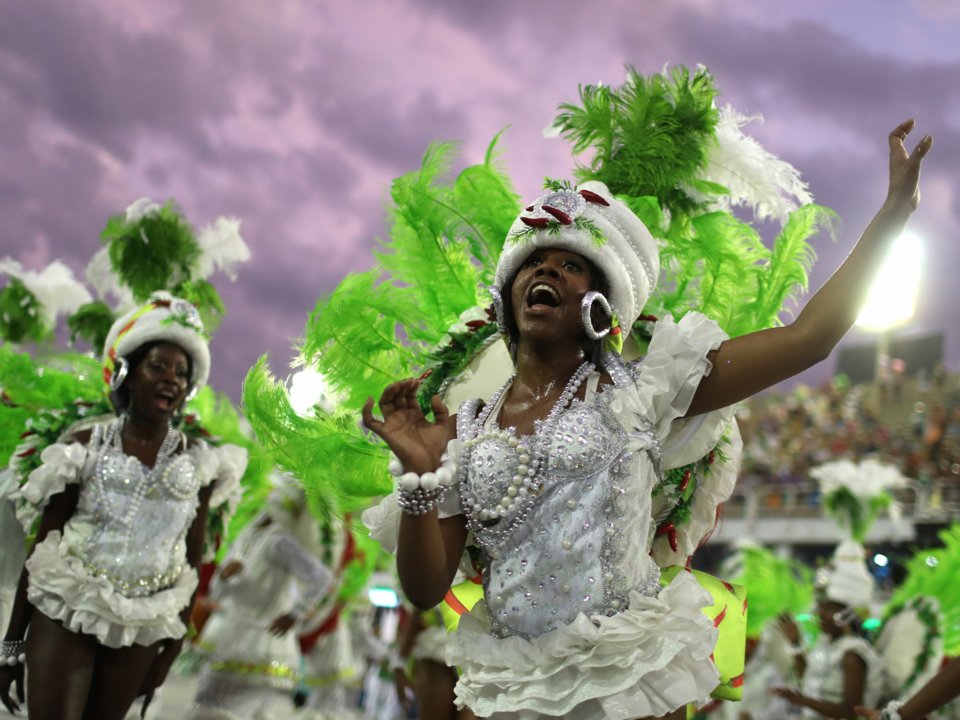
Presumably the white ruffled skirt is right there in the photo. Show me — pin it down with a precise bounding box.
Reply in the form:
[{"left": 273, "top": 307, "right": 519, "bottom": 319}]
[
  {"left": 446, "top": 572, "right": 719, "bottom": 719},
  {"left": 26, "top": 531, "right": 196, "bottom": 648}
]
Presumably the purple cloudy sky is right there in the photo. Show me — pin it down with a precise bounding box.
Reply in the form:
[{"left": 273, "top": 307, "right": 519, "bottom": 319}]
[{"left": 2, "top": 0, "right": 958, "bottom": 400}]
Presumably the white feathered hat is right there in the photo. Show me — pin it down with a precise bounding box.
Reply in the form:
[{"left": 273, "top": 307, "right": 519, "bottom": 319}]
[
  {"left": 493, "top": 180, "right": 659, "bottom": 340},
  {"left": 819, "top": 539, "right": 875, "bottom": 610},
  {"left": 102, "top": 291, "right": 210, "bottom": 391}
]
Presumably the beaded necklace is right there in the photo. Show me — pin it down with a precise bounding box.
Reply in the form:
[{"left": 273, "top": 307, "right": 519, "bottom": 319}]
[
  {"left": 94, "top": 415, "right": 184, "bottom": 527},
  {"left": 461, "top": 360, "right": 595, "bottom": 554}
]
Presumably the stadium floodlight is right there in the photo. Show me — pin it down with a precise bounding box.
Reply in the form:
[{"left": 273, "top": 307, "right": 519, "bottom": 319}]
[{"left": 856, "top": 232, "right": 923, "bottom": 331}]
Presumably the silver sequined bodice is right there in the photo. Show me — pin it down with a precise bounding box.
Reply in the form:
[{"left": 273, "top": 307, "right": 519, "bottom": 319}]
[
  {"left": 459, "top": 372, "right": 663, "bottom": 639},
  {"left": 78, "top": 424, "right": 200, "bottom": 597}
]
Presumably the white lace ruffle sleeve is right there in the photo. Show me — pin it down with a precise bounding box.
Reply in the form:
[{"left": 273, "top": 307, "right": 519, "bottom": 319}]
[
  {"left": 16, "top": 442, "right": 96, "bottom": 530},
  {"left": 361, "top": 438, "right": 464, "bottom": 555},
  {"left": 609, "top": 312, "right": 742, "bottom": 566}
]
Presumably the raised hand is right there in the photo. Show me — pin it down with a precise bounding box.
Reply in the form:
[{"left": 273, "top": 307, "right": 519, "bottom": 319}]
[
  {"left": 362, "top": 378, "right": 455, "bottom": 474},
  {"left": 885, "top": 119, "right": 933, "bottom": 214}
]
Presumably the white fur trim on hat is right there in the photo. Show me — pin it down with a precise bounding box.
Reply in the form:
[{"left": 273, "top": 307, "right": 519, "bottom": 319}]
[
  {"left": 102, "top": 291, "right": 211, "bottom": 390},
  {"left": 494, "top": 181, "right": 659, "bottom": 338},
  {"left": 823, "top": 540, "right": 875, "bottom": 610}
]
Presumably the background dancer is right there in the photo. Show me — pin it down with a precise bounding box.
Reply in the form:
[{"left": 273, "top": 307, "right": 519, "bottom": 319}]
[{"left": 0, "top": 294, "right": 247, "bottom": 720}]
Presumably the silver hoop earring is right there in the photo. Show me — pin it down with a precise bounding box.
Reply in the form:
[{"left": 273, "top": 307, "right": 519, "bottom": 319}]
[
  {"left": 581, "top": 291, "right": 613, "bottom": 340},
  {"left": 488, "top": 286, "right": 509, "bottom": 337},
  {"left": 109, "top": 357, "right": 129, "bottom": 391},
  {"left": 832, "top": 607, "right": 856, "bottom": 627},
  {"left": 185, "top": 385, "right": 199, "bottom": 403}
]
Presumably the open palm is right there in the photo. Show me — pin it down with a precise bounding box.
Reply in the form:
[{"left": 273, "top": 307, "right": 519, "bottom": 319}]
[{"left": 363, "top": 378, "right": 455, "bottom": 474}]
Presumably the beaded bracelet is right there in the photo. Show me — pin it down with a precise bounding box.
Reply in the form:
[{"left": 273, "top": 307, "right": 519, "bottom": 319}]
[
  {"left": 1, "top": 639, "right": 25, "bottom": 666},
  {"left": 879, "top": 701, "right": 903, "bottom": 720},
  {"left": 389, "top": 452, "right": 457, "bottom": 515}
]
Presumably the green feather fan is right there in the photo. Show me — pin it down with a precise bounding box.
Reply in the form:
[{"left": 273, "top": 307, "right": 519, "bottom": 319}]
[
  {"left": 242, "top": 358, "right": 392, "bottom": 519},
  {"left": 245, "top": 137, "right": 518, "bottom": 517}
]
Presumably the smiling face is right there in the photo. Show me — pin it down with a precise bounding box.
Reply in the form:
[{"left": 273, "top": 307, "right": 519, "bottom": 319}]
[
  {"left": 507, "top": 247, "right": 605, "bottom": 349},
  {"left": 123, "top": 342, "right": 192, "bottom": 421}
]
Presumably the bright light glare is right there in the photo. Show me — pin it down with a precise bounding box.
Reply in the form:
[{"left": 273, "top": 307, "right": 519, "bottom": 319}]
[
  {"left": 288, "top": 368, "right": 329, "bottom": 416},
  {"left": 369, "top": 587, "right": 400, "bottom": 608},
  {"left": 856, "top": 232, "right": 923, "bottom": 331},
  {"left": 873, "top": 553, "right": 889, "bottom": 567}
]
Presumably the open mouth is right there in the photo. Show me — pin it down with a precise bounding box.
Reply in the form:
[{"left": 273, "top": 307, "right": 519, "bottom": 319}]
[
  {"left": 526, "top": 282, "right": 561, "bottom": 310},
  {"left": 155, "top": 390, "right": 177, "bottom": 411}
]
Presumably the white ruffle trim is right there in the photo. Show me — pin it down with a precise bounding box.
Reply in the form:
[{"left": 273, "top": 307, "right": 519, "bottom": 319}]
[
  {"left": 652, "top": 422, "right": 742, "bottom": 567},
  {"left": 361, "top": 439, "right": 464, "bottom": 555},
  {"left": 412, "top": 625, "right": 449, "bottom": 665},
  {"left": 201, "top": 443, "right": 248, "bottom": 515},
  {"left": 26, "top": 531, "right": 197, "bottom": 648},
  {"left": 608, "top": 312, "right": 741, "bottom": 566},
  {"left": 16, "top": 442, "right": 95, "bottom": 531},
  {"left": 631, "top": 312, "right": 728, "bottom": 451},
  {"left": 447, "top": 571, "right": 719, "bottom": 720}
]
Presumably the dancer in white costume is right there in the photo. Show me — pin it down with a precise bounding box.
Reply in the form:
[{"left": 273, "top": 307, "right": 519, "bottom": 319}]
[
  {"left": 773, "top": 541, "right": 887, "bottom": 718},
  {"left": 0, "top": 293, "right": 247, "bottom": 720},
  {"left": 190, "top": 476, "right": 334, "bottom": 720},
  {"left": 361, "top": 113, "right": 932, "bottom": 720}
]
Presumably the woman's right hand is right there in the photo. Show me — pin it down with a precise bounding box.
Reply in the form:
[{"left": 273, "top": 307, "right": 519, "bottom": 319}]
[
  {"left": 362, "top": 379, "right": 455, "bottom": 474},
  {"left": 0, "top": 663, "right": 25, "bottom": 715}
]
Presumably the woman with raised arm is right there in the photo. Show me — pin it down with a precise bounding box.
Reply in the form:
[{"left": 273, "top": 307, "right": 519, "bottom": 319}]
[
  {"left": 361, "top": 114, "right": 932, "bottom": 720},
  {"left": 0, "top": 293, "right": 247, "bottom": 720}
]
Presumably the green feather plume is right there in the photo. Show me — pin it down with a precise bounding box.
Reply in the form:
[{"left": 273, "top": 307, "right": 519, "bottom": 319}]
[
  {"left": 888, "top": 524, "right": 960, "bottom": 655},
  {"left": 730, "top": 545, "right": 813, "bottom": 639},
  {"left": 67, "top": 301, "right": 116, "bottom": 353},
  {"left": 0, "top": 279, "right": 48, "bottom": 344},
  {"left": 101, "top": 201, "right": 201, "bottom": 304},
  {"left": 242, "top": 358, "right": 391, "bottom": 519},
  {"left": 552, "top": 66, "right": 720, "bottom": 223}
]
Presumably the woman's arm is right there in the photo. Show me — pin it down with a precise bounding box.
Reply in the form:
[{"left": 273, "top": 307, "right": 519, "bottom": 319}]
[
  {"left": 362, "top": 378, "right": 466, "bottom": 609},
  {"left": 687, "top": 120, "right": 933, "bottom": 417},
  {"left": 857, "top": 657, "right": 960, "bottom": 719},
  {"left": 0, "top": 484, "right": 79, "bottom": 713},
  {"left": 773, "top": 650, "right": 867, "bottom": 719},
  {"left": 3, "top": 485, "right": 80, "bottom": 643}
]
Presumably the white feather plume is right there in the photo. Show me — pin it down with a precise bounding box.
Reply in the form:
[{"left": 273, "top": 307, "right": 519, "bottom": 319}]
[
  {"left": 0, "top": 258, "right": 92, "bottom": 327},
  {"left": 84, "top": 247, "right": 135, "bottom": 311},
  {"left": 692, "top": 105, "right": 814, "bottom": 226},
  {"left": 195, "top": 216, "right": 250, "bottom": 281}
]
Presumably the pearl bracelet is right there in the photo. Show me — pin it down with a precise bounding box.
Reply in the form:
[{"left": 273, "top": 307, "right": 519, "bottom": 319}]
[
  {"left": 388, "top": 454, "right": 457, "bottom": 493},
  {"left": 389, "top": 452, "right": 457, "bottom": 515},
  {"left": 1, "top": 639, "right": 25, "bottom": 666},
  {"left": 879, "top": 701, "right": 903, "bottom": 720}
]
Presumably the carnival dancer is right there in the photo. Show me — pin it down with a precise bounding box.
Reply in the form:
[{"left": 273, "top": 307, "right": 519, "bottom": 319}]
[
  {"left": 0, "top": 292, "right": 247, "bottom": 720},
  {"left": 360, "top": 102, "right": 932, "bottom": 720},
  {"left": 772, "top": 541, "right": 887, "bottom": 718},
  {"left": 190, "top": 474, "right": 334, "bottom": 720}
]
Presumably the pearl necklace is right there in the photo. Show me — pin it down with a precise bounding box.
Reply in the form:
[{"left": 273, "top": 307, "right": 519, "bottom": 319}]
[
  {"left": 94, "top": 415, "right": 184, "bottom": 527},
  {"left": 461, "top": 360, "right": 595, "bottom": 553}
]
